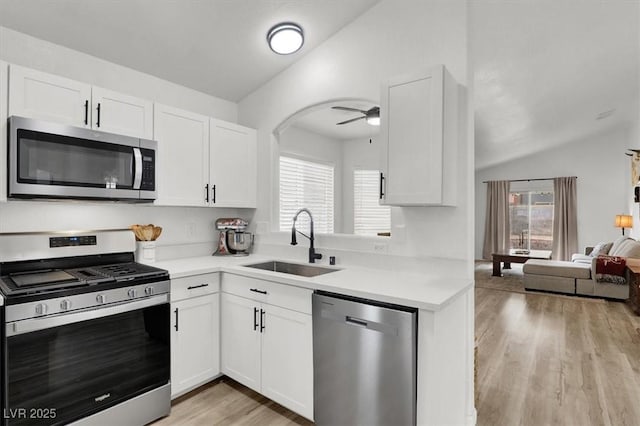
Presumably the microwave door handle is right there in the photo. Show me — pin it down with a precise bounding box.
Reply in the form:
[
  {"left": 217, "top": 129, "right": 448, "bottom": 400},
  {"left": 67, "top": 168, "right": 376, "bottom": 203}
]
[{"left": 133, "top": 148, "right": 143, "bottom": 189}]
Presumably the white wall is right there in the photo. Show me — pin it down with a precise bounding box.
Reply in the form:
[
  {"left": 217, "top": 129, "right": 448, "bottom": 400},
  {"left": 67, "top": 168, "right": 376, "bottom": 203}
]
[
  {"left": 278, "top": 125, "right": 344, "bottom": 232},
  {"left": 238, "top": 0, "right": 472, "bottom": 267},
  {"left": 475, "top": 126, "right": 630, "bottom": 259},
  {"left": 0, "top": 27, "right": 248, "bottom": 258}
]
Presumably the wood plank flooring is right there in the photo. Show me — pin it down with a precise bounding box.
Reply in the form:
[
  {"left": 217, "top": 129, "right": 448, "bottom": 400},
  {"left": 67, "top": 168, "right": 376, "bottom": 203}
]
[
  {"left": 155, "top": 285, "right": 640, "bottom": 426},
  {"left": 475, "top": 287, "right": 640, "bottom": 426},
  {"left": 153, "top": 378, "right": 311, "bottom": 426}
]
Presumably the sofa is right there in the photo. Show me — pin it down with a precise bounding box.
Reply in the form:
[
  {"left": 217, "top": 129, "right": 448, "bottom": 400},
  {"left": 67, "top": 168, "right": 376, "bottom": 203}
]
[{"left": 522, "top": 236, "right": 640, "bottom": 299}]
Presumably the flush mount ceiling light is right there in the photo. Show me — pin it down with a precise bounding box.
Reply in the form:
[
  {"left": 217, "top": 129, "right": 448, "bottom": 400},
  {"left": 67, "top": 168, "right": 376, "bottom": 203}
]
[{"left": 267, "top": 22, "right": 304, "bottom": 55}]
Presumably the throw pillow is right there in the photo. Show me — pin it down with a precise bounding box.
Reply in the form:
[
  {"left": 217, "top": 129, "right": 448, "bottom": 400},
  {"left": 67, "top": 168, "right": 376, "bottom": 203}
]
[
  {"left": 609, "top": 236, "right": 631, "bottom": 256},
  {"left": 590, "top": 242, "right": 613, "bottom": 257}
]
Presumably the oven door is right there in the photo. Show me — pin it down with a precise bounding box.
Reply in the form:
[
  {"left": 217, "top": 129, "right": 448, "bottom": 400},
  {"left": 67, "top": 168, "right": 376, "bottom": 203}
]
[
  {"left": 2, "top": 295, "right": 170, "bottom": 426},
  {"left": 8, "top": 116, "right": 156, "bottom": 201}
]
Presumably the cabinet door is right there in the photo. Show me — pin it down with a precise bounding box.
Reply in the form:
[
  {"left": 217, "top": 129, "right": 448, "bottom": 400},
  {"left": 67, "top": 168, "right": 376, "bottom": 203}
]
[
  {"left": 261, "top": 304, "right": 314, "bottom": 419},
  {"left": 209, "top": 119, "right": 257, "bottom": 208},
  {"left": 171, "top": 293, "right": 220, "bottom": 398},
  {"left": 8, "top": 65, "right": 91, "bottom": 127},
  {"left": 0, "top": 61, "right": 8, "bottom": 202},
  {"left": 91, "top": 86, "right": 153, "bottom": 138},
  {"left": 380, "top": 64, "right": 456, "bottom": 206},
  {"left": 154, "top": 104, "right": 209, "bottom": 206},
  {"left": 220, "top": 292, "right": 261, "bottom": 392}
]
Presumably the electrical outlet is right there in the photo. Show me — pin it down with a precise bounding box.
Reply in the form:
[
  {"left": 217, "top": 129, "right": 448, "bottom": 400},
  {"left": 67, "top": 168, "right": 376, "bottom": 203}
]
[{"left": 373, "top": 242, "right": 388, "bottom": 253}]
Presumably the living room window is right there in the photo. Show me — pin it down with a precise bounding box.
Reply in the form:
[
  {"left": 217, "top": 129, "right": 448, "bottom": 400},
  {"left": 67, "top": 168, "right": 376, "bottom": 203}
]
[
  {"left": 509, "top": 181, "right": 554, "bottom": 251},
  {"left": 279, "top": 155, "right": 334, "bottom": 233}
]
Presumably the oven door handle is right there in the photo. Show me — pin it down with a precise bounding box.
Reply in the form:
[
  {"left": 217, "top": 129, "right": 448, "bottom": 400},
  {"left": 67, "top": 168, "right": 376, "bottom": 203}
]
[
  {"left": 6, "top": 294, "right": 169, "bottom": 336},
  {"left": 133, "top": 147, "right": 143, "bottom": 190}
]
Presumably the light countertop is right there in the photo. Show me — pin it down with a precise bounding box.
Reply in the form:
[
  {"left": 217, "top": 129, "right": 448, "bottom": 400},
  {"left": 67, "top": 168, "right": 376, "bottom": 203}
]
[{"left": 152, "top": 254, "right": 473, "bottom": 311}]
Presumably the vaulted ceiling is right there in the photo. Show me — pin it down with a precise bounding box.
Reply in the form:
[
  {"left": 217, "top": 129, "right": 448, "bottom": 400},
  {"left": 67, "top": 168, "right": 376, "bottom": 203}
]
[
  {"left": 472, "top": 0, "right": 639, "bottom": 169},
  {"left": 0, "top": 0, "right": 380, "bottom": 102}
]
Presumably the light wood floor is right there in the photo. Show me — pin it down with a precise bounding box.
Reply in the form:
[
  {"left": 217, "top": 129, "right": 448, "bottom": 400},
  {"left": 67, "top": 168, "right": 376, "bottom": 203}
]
[
  {"left": 153, "top": 378, "right": 312, "bottom": 426},
  {"left": 155, "top": 286, "right": 640, "bottom": 426}
]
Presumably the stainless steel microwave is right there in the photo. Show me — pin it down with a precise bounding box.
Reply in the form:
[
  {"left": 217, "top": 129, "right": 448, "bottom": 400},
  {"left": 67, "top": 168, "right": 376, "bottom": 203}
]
[{"left": 8, "top": 116, "right": 157, "bottom": 201}]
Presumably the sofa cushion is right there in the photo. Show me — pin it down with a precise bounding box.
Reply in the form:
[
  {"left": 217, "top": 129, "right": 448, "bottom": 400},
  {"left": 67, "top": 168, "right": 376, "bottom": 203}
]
[
  {"left": 609, "top": 236, "right": 632, "bottom": 256},
  {"left": 572, "top": 254, "right": 593, "bottom": 264},
  {"left": 590, "top": 242, "right": 613, "bottom": 257},
  {"left": 523, "top": 259, "right": 591, "bottom": 279},
  {"left": 611, "top": 239, "right": 640, "bottom": 259}
]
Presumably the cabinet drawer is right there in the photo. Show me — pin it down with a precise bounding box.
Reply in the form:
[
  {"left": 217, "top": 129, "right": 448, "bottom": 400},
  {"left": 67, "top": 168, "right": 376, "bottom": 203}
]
[
  {"left": 171, "top": 273, "right": 220, "bottom": 302},
  {"left": 222, "top": 273, "right": 312, "bottom": 314}
]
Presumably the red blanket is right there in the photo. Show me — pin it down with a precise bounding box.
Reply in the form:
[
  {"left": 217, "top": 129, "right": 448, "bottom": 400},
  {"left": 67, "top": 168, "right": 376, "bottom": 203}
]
[{"left": 595, "top": 255, "right": 627, "bottom": 284}]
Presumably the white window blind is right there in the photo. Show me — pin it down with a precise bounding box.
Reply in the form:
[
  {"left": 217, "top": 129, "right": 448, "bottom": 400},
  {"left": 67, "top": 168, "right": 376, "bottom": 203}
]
[
  {"left": 354, "top": 169, "right": 391, "bottom": 236},
  {"left": 279, "top": 156, "right": 334, "bottom": 233}
]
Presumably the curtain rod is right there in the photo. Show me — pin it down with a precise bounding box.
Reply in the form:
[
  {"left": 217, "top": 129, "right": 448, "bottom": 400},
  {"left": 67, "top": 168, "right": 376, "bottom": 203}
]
[{"left": 482, "top": 176, "right": 578, "bottom": 183}]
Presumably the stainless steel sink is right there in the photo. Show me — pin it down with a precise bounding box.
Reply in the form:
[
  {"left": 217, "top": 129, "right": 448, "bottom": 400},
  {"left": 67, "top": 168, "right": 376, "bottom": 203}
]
[{"left": 244, "top": 261, "right": 338, "bottom": 277}]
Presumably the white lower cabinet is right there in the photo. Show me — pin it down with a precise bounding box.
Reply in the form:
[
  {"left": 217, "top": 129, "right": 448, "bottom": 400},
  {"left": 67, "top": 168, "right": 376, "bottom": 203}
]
[
  {"left": 220, "top": 276, "right": 314, "bottom": 420},
  {"left": 260, "top": 303, "right": 313, "bottom": 418},
  {"left": 170, "top": 274, "right": 221, "bottom": 398}
]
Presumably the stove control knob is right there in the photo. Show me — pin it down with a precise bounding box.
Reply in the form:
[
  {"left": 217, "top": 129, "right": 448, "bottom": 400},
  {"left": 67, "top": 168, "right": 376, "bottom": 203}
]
[
  {"left": 96, "top": 294, "right": 107, "bottom": 304},
  {"left": 127, "top": 289, "right": 137, "bottom": 299},
  {"left": 60, "top": 300, "right": 72, "bottom": 311},
  {"left": 35, "top": 303, "right": 48, "bottom": 315},
  {"left": 144, "top": 286, "right": 154, "bottom": 296}
]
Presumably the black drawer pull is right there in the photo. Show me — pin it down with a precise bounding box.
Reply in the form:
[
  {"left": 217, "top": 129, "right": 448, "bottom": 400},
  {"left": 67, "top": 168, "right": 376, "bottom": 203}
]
[
  {"left": 96, "top": 103, "right": 101, "bottom": 127},
  {"left": 84, "top": 100, "right": 89, "bottom": 125},
  {"left": 379, "top": 172, "right": 385, "bottom": 199},
  {"left": 205, "top": 184, "right": 209, "bottom": 203},
  {"left": 174, "top": 308, "right": 179, "bottom": 331},
  {"left": 187, "top": 284, "right": 209, "bottom": 290},
  {"left": 260, "top": 308, "right": 265, "bottom": 332},
  {"left": 253, "top": 307, "right": 259, "bottom": 331},
  {"left": 250, "top": 288, "right": 267, "bottom": 295}
]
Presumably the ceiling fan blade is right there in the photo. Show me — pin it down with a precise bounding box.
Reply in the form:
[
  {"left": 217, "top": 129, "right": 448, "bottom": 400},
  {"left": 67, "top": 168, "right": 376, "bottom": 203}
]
[
  {"left": 336, "top": 116, "right": 366, "bottom": 125},
  {"left": 332, "top": 106, "right": 368, "bottom": 114}
]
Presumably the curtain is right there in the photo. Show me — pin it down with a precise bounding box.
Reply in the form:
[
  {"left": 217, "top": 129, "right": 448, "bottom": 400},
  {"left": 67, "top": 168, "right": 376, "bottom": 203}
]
[
  {"left": 482, "top": 180, "right": 511, "bottom": 260},
  {"left": 551, "top": 176, "right": 578, "bottom": 261}
]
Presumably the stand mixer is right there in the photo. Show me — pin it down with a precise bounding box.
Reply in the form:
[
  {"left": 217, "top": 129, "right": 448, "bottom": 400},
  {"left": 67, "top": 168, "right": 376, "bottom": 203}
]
[{"left": 213, "top": 218, "right": 253, "bottom": 256}]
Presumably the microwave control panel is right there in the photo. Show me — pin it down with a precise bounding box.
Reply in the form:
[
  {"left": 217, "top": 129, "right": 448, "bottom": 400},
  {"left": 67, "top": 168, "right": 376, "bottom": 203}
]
[{"left": 140, "top": 148, "right": 155, "bottom": 191}]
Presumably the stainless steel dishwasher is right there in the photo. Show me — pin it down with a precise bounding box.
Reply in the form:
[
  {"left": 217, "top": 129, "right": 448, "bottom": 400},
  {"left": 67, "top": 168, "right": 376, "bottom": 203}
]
[{"left": 312, "top": 291, "right": 418, "bottom": 426}]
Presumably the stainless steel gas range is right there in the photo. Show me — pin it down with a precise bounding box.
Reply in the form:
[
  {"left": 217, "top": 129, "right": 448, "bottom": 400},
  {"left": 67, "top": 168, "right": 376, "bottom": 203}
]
[{"left": 0, "top": 229, "right": 171, "bottom": 426}]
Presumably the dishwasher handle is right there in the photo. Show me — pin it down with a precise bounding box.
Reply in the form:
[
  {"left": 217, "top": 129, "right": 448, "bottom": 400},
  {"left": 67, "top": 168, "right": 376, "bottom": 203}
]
[{"left": 345, "top": 316, "right": 368, "bottom": 327}]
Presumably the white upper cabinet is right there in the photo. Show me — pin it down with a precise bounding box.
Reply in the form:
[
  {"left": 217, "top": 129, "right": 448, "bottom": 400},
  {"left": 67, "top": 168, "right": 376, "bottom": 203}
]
[
  {"left": 1, "top": 61, "right": 8, "bottom": 202},
  {"left": 91, "top": 86, "right": 153, "bottom": 138},
  {"left": 209, "top": 119, "right": 257, "bottom": 208},
  {"left": 380, "top": 64, "right": 457, "bottom": 206},
  {"left": 8, "top": 65, "right": 153, "bottom": 138},
  {"left": 9, "top": 64, "right": 91, "bottom": 127},
  {"left": 154, "top": 103, "right": 209, "bottom": 206}
]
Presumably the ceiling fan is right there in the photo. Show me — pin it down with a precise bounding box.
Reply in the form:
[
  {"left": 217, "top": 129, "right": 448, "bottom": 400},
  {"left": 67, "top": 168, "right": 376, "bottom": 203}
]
[{"left": 332, "top": 106, "right": 380, "bottom": 126}]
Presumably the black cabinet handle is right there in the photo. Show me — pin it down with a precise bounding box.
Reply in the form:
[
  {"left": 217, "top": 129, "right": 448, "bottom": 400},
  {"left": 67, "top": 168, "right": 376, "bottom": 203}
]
[
  {"left": 187, "top": 284, "right": 209, "bottom": 290},
  {"left": 84, "top": 100, "right": 89, "bottom": 125},
  {"left": 212, "top": 184, "right": 216, "bottom": 203},
  {"left": 205, "top": 184, "right": 209, "bottom": 203},
  {"left": 260, "top": 309, "right": 265, "bottom": 332},
  {"left": 96, "top": 103, "right": 101, "bottom": 127},
  {"left": 379, "top": 172, "right": 385, "bottom": 200},
  {"left": 174, "top": 308, "right": 179, "bottom": 331},
  {"left": 253, "top": 307, "right": 259, "bottom": 331},
  {"left": 250, "top": 288, "right": 267, "bottom": 295}
]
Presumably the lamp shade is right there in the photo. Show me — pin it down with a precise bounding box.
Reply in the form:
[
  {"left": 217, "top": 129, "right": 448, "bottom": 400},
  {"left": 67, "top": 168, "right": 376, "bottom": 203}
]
[{"left": 615, "top": 214, "right": 633, "bottom": 228}]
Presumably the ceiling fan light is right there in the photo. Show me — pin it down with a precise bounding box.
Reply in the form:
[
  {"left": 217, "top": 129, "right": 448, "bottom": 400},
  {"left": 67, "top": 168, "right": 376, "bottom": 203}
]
[
  {"left": 267, "top": 22, "right": 304, "bottom": 55},
  {"left": 366, "top": 116, "right": 380, "bottom": 126}
]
